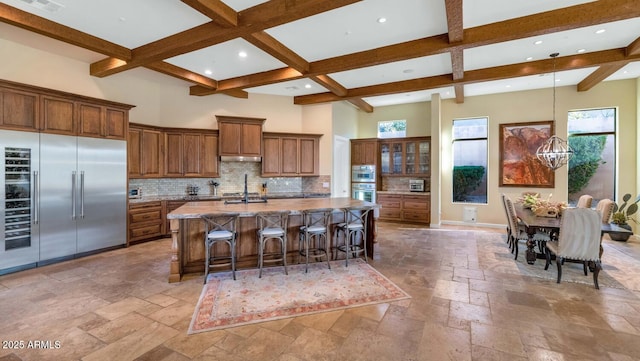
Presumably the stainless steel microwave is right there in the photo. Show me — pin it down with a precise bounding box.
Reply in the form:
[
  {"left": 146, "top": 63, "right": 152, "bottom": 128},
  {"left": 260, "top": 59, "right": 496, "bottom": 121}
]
[
  {"left": 352, "top": 165, "right": 375, "bottom": 182},
  {"left": 409, "top": 179, "right": 425, "bottom": 192},
  {"left": 129, "top": 188, "right": 141, "bottom": 199}
]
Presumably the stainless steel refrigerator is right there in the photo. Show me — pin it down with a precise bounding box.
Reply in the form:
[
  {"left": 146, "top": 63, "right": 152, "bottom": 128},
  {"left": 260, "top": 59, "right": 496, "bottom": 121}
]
[{"left": 1, "top": 130, "right": 127, "bottom": 273}]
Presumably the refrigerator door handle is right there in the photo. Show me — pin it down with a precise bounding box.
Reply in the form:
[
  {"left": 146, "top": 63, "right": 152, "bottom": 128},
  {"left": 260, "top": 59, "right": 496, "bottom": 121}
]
[
  {"left": 80, "top": 171, "right": 85, "bottom": 219},
  {"left": 33, "top": 170, "right": 39, "bottom": 224},
  {"left": 71, "top": 171, "right": 77, "bottom": 219}
]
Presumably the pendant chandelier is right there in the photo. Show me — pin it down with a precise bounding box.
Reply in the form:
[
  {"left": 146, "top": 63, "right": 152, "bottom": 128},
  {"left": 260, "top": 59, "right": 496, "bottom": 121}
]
[{"left": 536, "top": 52, "right": 574, "bottom": 170}]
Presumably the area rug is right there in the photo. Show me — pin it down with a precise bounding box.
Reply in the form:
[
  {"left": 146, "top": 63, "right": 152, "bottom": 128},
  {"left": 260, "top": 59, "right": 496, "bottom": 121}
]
[{"left": 188, "top": 259, "right": 411, "bottom": 334}]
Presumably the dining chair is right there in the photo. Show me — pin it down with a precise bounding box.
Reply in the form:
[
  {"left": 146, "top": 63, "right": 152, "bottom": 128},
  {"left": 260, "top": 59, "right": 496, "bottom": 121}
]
[
  {"left": 257, "top": 211, "right": 290, "bottom": 278},
  {"left": 595, "top": 198, "right": 615, "bottom": 223},
  {"left": 576, "top": 194, "right": 593, "bottom": 208},
  {"left": 505, "top": 197, "right": 550, "bottom": 260},
  {"left": 334, "top": 206, "right": 372, "bottom": 266},
  {"left": 201, "top": 213, "right": 240, "bottom": 282},
  {"left": 544, "top": 207, "right": 602, "bottom": 289},
  {"left": 298, "top": 208, "right": 333, "bottom": 272}
]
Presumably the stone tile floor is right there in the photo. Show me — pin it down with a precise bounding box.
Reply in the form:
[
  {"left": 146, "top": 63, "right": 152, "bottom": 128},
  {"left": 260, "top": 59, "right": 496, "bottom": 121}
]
[{"left": 1, "top": 223, "right": 640, "bottom": 360}]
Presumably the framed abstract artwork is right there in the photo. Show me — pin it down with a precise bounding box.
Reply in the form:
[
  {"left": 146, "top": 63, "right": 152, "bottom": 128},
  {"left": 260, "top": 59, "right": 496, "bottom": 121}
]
[{"left": 499, "top": 121, "right": 555, "bottom": 187}]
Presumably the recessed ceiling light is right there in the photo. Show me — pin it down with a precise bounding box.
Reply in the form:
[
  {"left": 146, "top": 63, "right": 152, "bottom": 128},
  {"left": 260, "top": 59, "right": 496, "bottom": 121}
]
[
  {"left": 304, "top": 84, "right": 312, "bottom": 89},
  {"left": 119, "top": 17, "right": 126, "bottom": 22},
  {"left": 526, "top": 56, "right": 533, "bottom": 61},
  {"left": 534, "top": 40, "right": 543, "bottom": 45},
  {"left": 377, "top": 17, "right": 387, "bottom": 23},
  {"left": 204, "top": 70, "right": 212, "bottom": 75},
  {"left": 577, "top": 49, "right": 586, "bottom": 53},
  {"left": 505, "top": 85, "right": 511, "bottom": 88},
  {"left": 595, "top": 29, "right": 606, "bottom": 34},
  {"left": 238, "top": 51, "right": 247, "bottom": 58}
]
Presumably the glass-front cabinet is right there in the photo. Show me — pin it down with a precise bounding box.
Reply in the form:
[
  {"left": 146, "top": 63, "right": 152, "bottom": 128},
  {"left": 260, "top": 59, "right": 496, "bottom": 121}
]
[{"left": 380, "top": 137, "right": 430, "bottom": 176}]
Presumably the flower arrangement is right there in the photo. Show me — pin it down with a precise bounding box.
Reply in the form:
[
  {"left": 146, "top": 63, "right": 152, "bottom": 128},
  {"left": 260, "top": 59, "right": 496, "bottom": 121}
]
[{"left": 518, "top": 193, "right": 566, "bottom": 218}]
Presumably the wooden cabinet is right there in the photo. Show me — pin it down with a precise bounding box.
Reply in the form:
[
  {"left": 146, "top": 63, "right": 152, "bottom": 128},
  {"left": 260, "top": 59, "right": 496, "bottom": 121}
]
[
  {"left": 77, "top": 103, "right": 128, "bottom": 140},
  {"left": 351, "top": 139, "right": 378, "bottom": 166},
  {"left": 0, "top": 87, "right": 39, "bottom": 131},
  {"left": 41, "top": 95, "right": 76, "bottom": 135},
  {"left": 377, "top": 193, "right": 430, "bottom": 224},
  {"left": 380, "top": 137, "right": 430, "bottom": 176},
  {"left": 262, "top": 132, "right": 321, "bottom": 177},
  {"left": 164, "top": 200, "right": 187, "bottom": 235},
  {"left": 216, "top": 115, "right": 264, "bottom": 157},
  {"left": 163, "top": 130, "right": 220, "bottom": 177},
  {"left": 0, "top": 80, "right": 133, "bottom": 137},
  {"left": 128, "top": 201, "right": 164, "bottom": 244},
  {"left": 128, "top": 124, "right": 163, "bottom": 178}
]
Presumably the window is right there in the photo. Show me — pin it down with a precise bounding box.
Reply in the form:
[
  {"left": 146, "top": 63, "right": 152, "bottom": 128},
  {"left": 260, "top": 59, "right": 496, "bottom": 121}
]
[
  {"left": 567, "top": 108, "right": 616, "bottom": 207},
  {"left": 452, "top": 118, "right": 488, "bottom": 204},
  {"left": 378, "top": 120, "right": 406, "bottom": 138}
]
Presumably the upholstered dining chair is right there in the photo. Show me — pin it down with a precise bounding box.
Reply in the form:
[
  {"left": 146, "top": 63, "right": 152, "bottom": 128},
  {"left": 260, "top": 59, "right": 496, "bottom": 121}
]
[
  {"left": 504, "top": 196, "right": 550, "bottom": 260},
  {"left": 257, "top": 211, "right": 290, "bottom": 278},
  {"left": 298, "top": 208, "right": 333, "bottom": 272},
  {"left": 544, "top": 207, "right": 602, "bottom": 289},
  {"left": 201, "top": 213, "right": 240, "bottom": 282},
  {"left": 576, "top": 194, "right": 593, "bottom": 208},
  {"left": 595, "top": 198, "right": 615, "bottom": 224}
]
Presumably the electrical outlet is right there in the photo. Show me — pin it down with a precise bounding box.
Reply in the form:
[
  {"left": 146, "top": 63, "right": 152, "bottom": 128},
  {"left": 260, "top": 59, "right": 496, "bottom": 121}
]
[{"left": 322, "top": 182, "right": 330, "bottom": 188}]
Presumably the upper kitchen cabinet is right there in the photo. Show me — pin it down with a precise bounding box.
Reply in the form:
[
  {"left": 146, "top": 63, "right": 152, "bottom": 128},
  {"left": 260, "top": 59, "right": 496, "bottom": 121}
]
[
  {"left": 163, "top": 129, "right": 219, "bottom": 178},
  {"left": 350, "top": 139, "right": 378, "bottom": 166},
  {"left": 0, "top": 86, "right": 39, "bottom": 132},
  {"left": 77, "top": 103, "right": 128, "bottom": 140},
  {"left": 0, "top": 79, "right": 133, "bottom": 139},
  {"left": 216, "top": 115, "right": 264, "bottom": 158},
  {"left": 262, "top": 132, "right": 321, "bottom": 177},
  {"left": 380, "top": 137, "right": 430, "bottom": 176},
  {"left": 128, "top": 124, "right": 163, "bottom": 178}
]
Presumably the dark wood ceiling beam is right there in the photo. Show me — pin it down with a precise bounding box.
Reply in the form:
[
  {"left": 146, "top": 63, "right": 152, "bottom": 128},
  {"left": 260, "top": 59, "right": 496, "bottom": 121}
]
[
  {"left": 145, "top": 62, "right": 218, "bottom": 89},
  {"left": 244, "top": 31, "right": 310, "bottom": 73},
  {"left": 577, "top": 63, "right": 628, "bottom": 92},
  {"left": 181, "top": 0, "right": 237, "bottom": 27},
  {"left": 294, "top": 50, "right": 640, "bottom": 105},
  {"left": 444, "top": 0, "right": 463, "bottom": 43},
  {"left": 190, "top": 67, "right": 304, "bottom": 95},
  {"left": 308, "top": 0, "right": 640, "bottom": 77},
  {"left": 310, "top": 75, "right": 348, "bottom": 96},
  {"left": 453, "top": 84, "right": 464, "bottom": 104},
  {"left": 220, "top": 89, "right": 248, "bottom": 99},
  {"left": 450, "top": 49, "right": 464, "bottom": 103},
  {"left": 347, "top": 98, "right": 374, "bottom": 113},
  {"left": 90, "top": 0, "right": 360, "bottom": 77},
  {"left": 626, "top": 36, "right": 640, "bottom": 56},
  {"left": 0, "top": 3, "right": 130, "bottom": 60}
]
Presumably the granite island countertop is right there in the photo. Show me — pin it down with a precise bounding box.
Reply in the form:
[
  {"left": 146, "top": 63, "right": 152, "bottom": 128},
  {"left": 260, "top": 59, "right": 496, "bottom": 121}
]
[
  {"left": 167, "top": 197, "right": 377, "bottom": 219},
  {"left": 377, "top": 191, "right": 431, "bottom": 196}
]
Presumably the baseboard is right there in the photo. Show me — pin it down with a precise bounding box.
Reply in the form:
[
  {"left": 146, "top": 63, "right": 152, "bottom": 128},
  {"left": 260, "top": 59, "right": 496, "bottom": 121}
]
[{"left": 440, "top": 220, "right": 506, "bottom": 230}]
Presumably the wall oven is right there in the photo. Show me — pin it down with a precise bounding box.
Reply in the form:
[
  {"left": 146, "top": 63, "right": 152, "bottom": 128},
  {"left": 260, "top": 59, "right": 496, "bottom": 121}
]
[
  {"left": 352, "top": 182, "right": 376, "bottom": 203},
  {"left": 352, "top": 165, "right": 375, "bottom": 183}
]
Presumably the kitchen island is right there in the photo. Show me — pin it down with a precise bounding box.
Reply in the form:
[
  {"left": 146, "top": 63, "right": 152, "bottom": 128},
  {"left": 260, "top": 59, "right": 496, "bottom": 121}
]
[{"left": 167, "top": 197, "right": 378, "bottom": 282}]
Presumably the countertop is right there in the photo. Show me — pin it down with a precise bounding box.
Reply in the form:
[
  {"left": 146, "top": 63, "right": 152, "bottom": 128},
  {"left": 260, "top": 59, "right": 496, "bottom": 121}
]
[
  {"left": 167, "top": 197, "right": 378, "bottom": 219},
  {"left": 377, "top": 190, "right": 431, "bottom": 196},
  {"left": 129, "top": 192, "right": 330, "bottom": 204}
]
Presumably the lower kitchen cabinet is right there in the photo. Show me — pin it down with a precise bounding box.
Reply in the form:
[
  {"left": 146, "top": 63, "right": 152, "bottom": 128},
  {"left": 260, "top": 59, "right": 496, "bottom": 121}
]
[
  {"left": 377, "top": 193, "right": 430, "bottom": 224},
  {"left": 128, "top": 201, "right": 163, "bottom": 245},
  {"left": 164, "top": 200, "right": 187, "bottom": 236}
]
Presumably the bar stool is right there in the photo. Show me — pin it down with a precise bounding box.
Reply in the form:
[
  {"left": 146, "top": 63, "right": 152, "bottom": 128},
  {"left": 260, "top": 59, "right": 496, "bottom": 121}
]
[
  {"left": 257, "top": 211, "right": 290, "bottom": 278},
  {"left": 298, "top": 208, "right": 333, "bottom": 272},
  {"left": 201, "top": 213, "right": 240, "bottom": 283},
  {"left": 334, "top": 206, "right": 373, "bottom": 266}
]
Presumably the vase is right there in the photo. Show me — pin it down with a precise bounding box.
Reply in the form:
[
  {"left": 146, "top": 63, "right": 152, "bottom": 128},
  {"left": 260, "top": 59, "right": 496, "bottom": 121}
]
[{"left": 609, "top": 223, "right": 632, "bottom": 242}]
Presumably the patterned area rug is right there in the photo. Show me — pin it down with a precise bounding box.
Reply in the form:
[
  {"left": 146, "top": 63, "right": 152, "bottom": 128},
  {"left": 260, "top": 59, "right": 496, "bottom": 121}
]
[{"left": 189, "top": 259, "right": 411, "bottom": 334}]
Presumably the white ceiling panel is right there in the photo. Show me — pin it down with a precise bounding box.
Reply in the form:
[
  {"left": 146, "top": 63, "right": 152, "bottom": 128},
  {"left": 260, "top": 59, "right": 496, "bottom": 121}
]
[
  {"left": 463, "top": 0, "right": 595, "bottom": 28},
  {"left": 1, "top": 0, "right": 211, "bottom": 48},
  {"left": 165, "top": 38, "right": 287, "bottom": 80},
  {"left": 329, "top": 54, "right": 452, "bottom": 89},
  {"left": 221, "top": 0, "right": 269, "bottom": 12},
  {"left": 247, "top": 78, "right": 329, "bottom": 97},
  {"left": 264, "top": 0, "right": 446, "bottom": 62},
  {"left": 364, "top": 87, "right": 455, "bottom": 107}
]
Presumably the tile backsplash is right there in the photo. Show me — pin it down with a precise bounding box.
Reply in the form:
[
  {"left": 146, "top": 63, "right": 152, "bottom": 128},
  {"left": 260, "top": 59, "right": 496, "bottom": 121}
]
[{"left": 130, "top": 161, "right": 330, "bottom": 197}]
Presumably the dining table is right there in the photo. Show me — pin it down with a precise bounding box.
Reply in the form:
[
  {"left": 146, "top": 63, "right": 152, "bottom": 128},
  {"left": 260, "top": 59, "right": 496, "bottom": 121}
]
[{"left": 514, "top": 203, "right": 633, "bottom": 265}]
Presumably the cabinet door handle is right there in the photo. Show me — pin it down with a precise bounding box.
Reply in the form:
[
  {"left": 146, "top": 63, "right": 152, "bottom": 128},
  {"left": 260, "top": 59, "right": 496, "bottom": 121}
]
[
  {"left": 33, "top": 171, "right": 39, "bottom": 224},
  {"left": 71, "top": 171, "right": 77, "bottom": 220},
  {"left": 80, "top": 171, "right": 85, "bottom": 219}
]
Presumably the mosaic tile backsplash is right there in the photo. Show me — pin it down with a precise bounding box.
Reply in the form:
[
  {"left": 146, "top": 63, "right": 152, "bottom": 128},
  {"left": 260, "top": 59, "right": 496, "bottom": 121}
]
[{"left": 129, "top": 161, "right": 331, "bottom": 197}]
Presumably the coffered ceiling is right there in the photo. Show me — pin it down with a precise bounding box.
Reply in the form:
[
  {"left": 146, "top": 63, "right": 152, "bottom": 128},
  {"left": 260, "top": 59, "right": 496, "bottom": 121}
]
[{"left": 1, "top": 0, "right": 639, "bottom": 112}]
